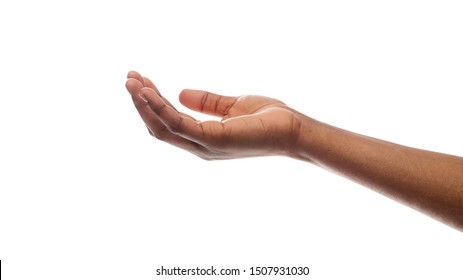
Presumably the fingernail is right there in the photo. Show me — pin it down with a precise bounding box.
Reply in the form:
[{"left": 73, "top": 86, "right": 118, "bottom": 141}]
[{"left": 139, "top": 93, "right": 148, "bottom": 103}]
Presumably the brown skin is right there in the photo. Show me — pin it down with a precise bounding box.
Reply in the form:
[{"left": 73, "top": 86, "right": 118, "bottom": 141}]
[{"left": 125, "top": 70, "right": 463, "bottom": 232}]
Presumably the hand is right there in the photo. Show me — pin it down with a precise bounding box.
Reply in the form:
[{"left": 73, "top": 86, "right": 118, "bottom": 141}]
[
  {"left": 124, "top": 72, "right": 463, "bottom": 230},
  {"left": 125, "top": 71, "right": 302, "bottom": 160}
]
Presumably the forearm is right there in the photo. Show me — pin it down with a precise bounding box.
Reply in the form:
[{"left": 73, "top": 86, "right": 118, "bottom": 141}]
[{"left": 291, "top": 113, "right": 463, "bottom": 231}]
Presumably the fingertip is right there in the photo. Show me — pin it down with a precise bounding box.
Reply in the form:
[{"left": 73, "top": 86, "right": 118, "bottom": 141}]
[
  {"left": 179, "top": 89, "right": 189, "bottom": 105},
  {"left": 125, "top": 78, "right": 144, "bottom": 94},
  {"left": 139, "top": 87, "right": 159, "bottom": 103},
  {"left": 179, "top": 89, "right": 201, "bottom": 106},
  {"left": 127, "top": 70, "right": 143, "bottom": 81},
  {"left": 142, "top": 76, "right": 158, "bottom": 91},
  {"left": 140, "top": 86, "right": 156, "bottom": 95},
  {"left": 134, "top": 87, "right": 157, "bottom": 108},
  {"left": 127, "top": 70, "right": 138, "bottom": 78},
  {"left": 180, "top": 88, "right": 201, "bottom": 94}
]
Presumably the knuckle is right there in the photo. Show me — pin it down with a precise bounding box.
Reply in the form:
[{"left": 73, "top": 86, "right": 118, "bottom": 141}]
[
  {"left": 200, "top": 91, "right": 210, "bottom": 113},
  {"left": 152, "top": 103, "right": 167, "bottom": 113},
  {"left": 166, "top": 117, "right": 184, "bottom": 134},
  {"left": 134, "top": 98, "right": 148, "bottom": 109},
  {"left": 214, "top": 95, "right": 223, "bottom": 115}
]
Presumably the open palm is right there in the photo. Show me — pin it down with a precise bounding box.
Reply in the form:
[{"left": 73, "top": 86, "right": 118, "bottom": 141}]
[{"left": 126, "top": 71, "right": 301, "bottom": 159}]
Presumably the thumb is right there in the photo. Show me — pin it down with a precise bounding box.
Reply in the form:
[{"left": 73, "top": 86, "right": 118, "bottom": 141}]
[{"left": 179, "top": 89, "right": 238, "bottom": 118}]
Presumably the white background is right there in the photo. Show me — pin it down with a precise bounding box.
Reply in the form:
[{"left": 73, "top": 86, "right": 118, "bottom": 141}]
[{"left": 1, "top": 0, "right": 462, "bottom": 279}]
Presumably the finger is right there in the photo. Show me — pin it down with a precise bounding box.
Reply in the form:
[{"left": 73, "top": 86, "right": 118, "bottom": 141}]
[
  {"left": 126, "top": 78, "right": 144, "bottom": 96},
  {"left": 179, "top": 89, "right": 238, "bottom": 118},
  {"left": 126, "top": 73, "right": 210, "bottom": 154},
  {"left": 127, "top": 71, "right": 179, "bottom": 111},
  {"left": 145, "top": 121, "right": 209, "bottom": 155},
  {"left": 142, "top": 76, "right": 160, "bottom": 93},
  {"left": 127, "top": 70, "right": 144, "bottom": 83},
  {"left": 143, "top": 112, "right": 209, "bottom": 155},
  {"left": 141, "top": 87, "right": 228, "bottom": 146},
  {"left": 142, "top": 76, "right": 179, "bottom": 111},
  {"left": 126, "top": 77, "right": 179, "bottom": 137},
  {"left": 140, "top": 87, "right": 183, "bottom": 131},
  {"left": 128, "top": 85, "right": 207, "bottom": 154},
  {"left": 126, "top": 78, "right": 174, "bottom": 114},
  {"left": 127, "top": 71, "right": 159, "bottom": 93}
]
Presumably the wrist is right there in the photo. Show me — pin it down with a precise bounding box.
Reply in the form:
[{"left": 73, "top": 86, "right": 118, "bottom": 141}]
[{"left": 286, "top": 111, "right": 321, "bottom": 163}]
